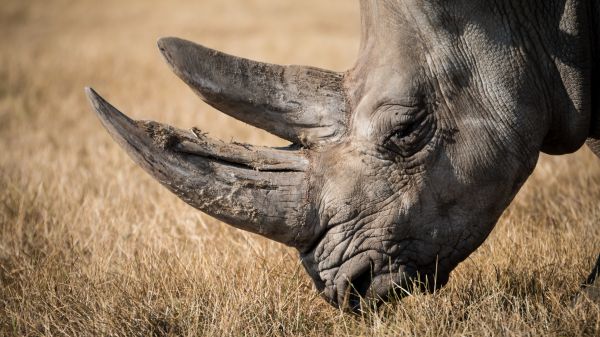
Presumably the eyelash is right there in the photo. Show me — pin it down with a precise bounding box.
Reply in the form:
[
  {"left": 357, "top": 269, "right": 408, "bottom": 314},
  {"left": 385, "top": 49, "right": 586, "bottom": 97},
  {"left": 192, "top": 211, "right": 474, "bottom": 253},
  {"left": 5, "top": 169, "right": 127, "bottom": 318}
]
[
  {"left": 392, "top": 120, "right": 420, "bottom": 140},
  {"left": 384, "top": 112, "right": 432, "bottom": 157}
]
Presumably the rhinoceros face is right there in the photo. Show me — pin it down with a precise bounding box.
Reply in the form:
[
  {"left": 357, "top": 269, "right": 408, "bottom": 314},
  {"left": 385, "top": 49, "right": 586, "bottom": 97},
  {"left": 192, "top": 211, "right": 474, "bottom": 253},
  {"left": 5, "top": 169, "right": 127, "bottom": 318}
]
[
  {"left": 299, "top": 4, "right": 548, "bottom": 307},
  {"left": 87, "top": 0, "right": 588, "bottom": 311}
]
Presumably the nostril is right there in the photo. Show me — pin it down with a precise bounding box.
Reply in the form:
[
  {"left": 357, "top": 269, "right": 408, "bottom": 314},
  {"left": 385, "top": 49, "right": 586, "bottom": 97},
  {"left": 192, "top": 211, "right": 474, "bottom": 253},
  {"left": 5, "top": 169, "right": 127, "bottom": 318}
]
[{"left": 347, "top": 270, "right": 373, "bottom": 312}]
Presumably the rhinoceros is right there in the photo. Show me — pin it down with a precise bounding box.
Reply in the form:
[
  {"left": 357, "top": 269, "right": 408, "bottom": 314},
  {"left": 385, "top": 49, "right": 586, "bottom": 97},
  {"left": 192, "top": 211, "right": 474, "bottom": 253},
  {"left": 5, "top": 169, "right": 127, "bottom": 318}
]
[{"left": 86, "top": 0, "right": 600, "bottom": 311}]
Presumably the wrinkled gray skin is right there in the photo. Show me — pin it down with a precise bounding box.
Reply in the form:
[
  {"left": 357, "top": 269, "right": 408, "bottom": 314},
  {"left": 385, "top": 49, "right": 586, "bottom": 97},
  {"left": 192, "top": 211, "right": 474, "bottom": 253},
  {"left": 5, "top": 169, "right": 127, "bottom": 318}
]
[{"left": 86, "top": 0, "right": 600, "bottom": 311}]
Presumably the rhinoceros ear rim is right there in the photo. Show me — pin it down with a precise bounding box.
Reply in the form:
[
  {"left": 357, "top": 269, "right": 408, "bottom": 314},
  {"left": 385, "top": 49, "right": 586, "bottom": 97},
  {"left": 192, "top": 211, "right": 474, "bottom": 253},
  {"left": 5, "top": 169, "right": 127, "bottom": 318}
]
[
  {"left": 586, "top": 89, "right": 600, "bottom": 157},
  {"left": 157, "top": 37, "right": 347, "bottom": 147},
  {"left": 85, "top": 87, "right": 315, "bottom": 249}
]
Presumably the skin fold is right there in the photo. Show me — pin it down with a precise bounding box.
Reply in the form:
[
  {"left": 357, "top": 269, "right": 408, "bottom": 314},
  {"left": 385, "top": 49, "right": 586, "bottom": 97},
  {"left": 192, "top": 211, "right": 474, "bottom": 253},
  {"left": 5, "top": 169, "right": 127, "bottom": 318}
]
[{"left": 86, "top": 0, "right": 599, "bottom": 311}]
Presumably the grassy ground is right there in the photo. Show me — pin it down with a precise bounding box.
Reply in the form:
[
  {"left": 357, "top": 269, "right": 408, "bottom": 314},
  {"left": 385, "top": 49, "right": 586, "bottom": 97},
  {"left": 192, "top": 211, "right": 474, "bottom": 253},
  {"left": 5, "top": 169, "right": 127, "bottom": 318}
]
[{"left": 0, "top": 0, "right": 599, "bottom": 336}]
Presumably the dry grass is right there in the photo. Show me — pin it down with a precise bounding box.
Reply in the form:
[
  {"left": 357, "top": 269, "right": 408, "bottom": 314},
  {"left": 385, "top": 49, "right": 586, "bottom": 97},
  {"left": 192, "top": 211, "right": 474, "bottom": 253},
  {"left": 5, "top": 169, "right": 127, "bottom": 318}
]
[{"left": 0, "top": 0, "right": 599, "bottom": 336}]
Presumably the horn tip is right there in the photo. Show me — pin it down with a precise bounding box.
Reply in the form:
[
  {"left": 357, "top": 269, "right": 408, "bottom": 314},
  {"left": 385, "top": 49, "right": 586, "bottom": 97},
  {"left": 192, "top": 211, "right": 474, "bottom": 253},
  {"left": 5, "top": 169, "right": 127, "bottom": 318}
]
[
  {"left": 157, "top": 37, "right": 185, "bottom": 72},
  {"left": 157, "top": 36, "right": 180, "bottom": 50},
  {"left": 84, "top": 86, "right": 97, "bottom": 100},
  {"left": 85, "top": 86, "right": 106, "bottom": 115},
  {"left": 157, "top": 36, "right": 214, "bottom": 67},
  {"left": 84, "top": 87, "right": 135, "bottom": 130},
  {"left": 157, "top": 36, "right": 189, "bottom": 60}
]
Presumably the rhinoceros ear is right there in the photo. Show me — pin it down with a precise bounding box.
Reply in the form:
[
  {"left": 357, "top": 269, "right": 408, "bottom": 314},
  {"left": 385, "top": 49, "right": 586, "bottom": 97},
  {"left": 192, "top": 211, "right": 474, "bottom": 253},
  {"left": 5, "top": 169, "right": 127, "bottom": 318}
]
[
  {"left": 157, "top": 37, "right": 347, "bottom": 147},
  {"left": 585, "top": 97, "right": 600, "bottom": 157}
]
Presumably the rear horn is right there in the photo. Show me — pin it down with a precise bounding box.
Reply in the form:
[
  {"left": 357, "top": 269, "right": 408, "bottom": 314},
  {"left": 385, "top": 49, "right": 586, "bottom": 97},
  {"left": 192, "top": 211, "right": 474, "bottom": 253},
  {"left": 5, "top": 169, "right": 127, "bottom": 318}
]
[{"left": 157, "top": 37, "right": 347, "bottom": 147}]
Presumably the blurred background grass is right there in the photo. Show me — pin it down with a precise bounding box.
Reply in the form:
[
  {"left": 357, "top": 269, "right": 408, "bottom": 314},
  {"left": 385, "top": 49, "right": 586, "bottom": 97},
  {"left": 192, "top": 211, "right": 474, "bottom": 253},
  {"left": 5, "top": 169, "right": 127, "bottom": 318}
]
[{"left": 0, "top": 0, "right": 598, "bottom": 336}]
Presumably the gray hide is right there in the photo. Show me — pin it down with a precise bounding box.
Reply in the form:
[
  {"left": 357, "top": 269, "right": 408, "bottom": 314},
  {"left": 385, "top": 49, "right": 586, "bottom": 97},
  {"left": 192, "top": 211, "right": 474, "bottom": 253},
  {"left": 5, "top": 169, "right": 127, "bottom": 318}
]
[{"left": 87, "top": 0, "right": 599, "bottom": 311}]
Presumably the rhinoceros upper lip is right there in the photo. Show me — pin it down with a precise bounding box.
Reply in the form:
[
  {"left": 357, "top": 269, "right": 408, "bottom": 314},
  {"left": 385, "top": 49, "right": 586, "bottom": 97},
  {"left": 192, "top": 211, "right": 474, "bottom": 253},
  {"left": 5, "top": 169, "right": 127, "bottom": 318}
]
[
  {"left": 325, "top": 251, "right": 408, "bottom": 309},
  {"left": 366, "top": 267, "right": 418, "bottom": 300}
]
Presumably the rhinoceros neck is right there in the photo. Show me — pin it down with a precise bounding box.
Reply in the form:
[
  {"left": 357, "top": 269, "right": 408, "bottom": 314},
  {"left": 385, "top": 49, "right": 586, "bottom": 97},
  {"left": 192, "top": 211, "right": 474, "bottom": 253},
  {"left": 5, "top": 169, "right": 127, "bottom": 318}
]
[
  {"left": 355, "top": 0, "right": 595, "bottom": 154},
  {"left": 505, "top": 0, "right": 594, "bottom": 154},
  {"left": 590, "top": 0, "right": 600, "bottom": 142},
  {"left": 474, "top": 0, "right": 597, "bottom": 154},
  {"left": 593, "top": 0, "right": 599, "bottom": 60}
]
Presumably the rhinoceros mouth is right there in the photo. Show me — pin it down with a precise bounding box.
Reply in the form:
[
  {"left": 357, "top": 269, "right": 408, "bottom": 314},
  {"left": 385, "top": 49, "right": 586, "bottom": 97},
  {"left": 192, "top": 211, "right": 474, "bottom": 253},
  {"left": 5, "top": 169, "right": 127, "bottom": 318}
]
[
  {"left": 309, "top": 247, "right": 449, "bottom": 312},
  {"left": 341, "top": 266, "right": 448, "bottom": 312},
  {"left": 327, "top": 269, "right": 409, "bottom": 312}
]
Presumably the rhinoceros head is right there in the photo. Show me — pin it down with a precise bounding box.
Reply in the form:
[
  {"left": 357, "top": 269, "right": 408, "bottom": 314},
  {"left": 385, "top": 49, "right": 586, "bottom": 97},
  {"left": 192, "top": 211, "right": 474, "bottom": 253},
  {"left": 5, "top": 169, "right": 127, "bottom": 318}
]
[{"left": 87, "top": 0, "right": 592, "bottom": 311}]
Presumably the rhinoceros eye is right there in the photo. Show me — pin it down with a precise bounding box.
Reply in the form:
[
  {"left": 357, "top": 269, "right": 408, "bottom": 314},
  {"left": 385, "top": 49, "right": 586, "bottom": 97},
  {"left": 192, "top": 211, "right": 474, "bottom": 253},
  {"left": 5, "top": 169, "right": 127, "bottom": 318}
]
[{"left": 384, "top": 109, "right": 433, "bottom": 157}]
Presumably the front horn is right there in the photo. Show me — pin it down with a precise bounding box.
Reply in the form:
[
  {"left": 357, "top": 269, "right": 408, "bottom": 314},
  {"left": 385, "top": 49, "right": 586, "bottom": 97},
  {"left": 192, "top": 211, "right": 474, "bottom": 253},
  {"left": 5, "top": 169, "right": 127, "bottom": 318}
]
[{"left": 85, "top": 88, "right": 316, "bottom": 249}]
